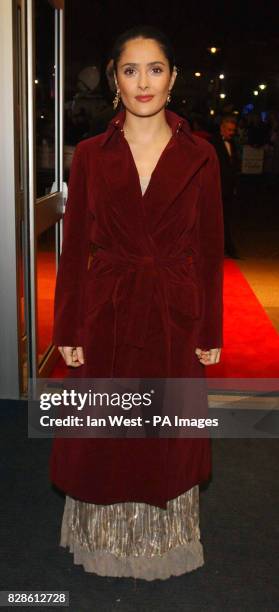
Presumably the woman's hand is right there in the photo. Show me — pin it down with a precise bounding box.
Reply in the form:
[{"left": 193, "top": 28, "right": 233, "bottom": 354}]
[
  {"left": 195, "top": 347, "right": 221, "bottom": 365},
  {"left": 58, "top": 346, "right": 85, "bottom": 367}
]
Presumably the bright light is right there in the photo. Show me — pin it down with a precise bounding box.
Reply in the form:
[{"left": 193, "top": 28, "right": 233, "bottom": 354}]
[
  {"left": 253, "top": 90, "right": 259, "bottom": 96},
  {"left": 219, "top": 73, "right": 225, "bottom": 79},
  {"left": 210, "top": 109, "right": 215, "bottom": 115},
  {"left": 207, "top": 46, "right": 220, "bottom": 54},
  {"left": 40, "top": 115, "right": 45, "bottom": 119},
  {"left": 34, "top": 79, "right": 39, "bottom": 84},
  {"left": 220, "top": 93, "right": 226, "bottom": 99},
  {"left": 259, "top": 83, "right": 266, "bottom": 90},
  {"left": 194, "top": 72, "right": 201, "bottom": 77}
]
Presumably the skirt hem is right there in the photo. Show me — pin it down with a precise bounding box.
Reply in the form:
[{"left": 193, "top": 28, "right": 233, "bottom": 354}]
[{"left": 60, "top": 537, "right": 204, "bottom": 581}]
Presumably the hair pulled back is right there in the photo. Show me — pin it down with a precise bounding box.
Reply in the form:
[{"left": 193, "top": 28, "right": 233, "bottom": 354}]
[{"left": 110, "top": 25, "right": 176, "bottom": 74}]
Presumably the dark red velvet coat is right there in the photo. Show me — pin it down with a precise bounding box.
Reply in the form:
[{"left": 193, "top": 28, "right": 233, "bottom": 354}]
[{"left": 49, "top": 109, "right": 224, "bottom": 509}]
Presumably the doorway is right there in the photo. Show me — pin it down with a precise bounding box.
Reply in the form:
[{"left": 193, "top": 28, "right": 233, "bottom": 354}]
[{"left": 0, "top": 0, "right": 65, "bottom": 398}]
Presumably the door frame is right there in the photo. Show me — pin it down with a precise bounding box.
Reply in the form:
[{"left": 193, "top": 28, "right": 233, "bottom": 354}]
[
  {"left": 25, "top": 0, "right": 65, "bottom": 385},
  {"left": 0, "top": 0, "right": 65, "bottom": 399}
]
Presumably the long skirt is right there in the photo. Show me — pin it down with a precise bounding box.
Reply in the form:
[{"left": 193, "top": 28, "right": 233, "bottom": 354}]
[{"left": 59, "top": 485, "right": 203, "bottom": 580}]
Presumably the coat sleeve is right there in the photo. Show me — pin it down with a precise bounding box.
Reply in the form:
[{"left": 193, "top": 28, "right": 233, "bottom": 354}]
[
  {"left": 52, "top": 142, "right": 92, "bottom": 347},
  {"left": 196, "top": 146, "right": 224, "bottom": 349}
]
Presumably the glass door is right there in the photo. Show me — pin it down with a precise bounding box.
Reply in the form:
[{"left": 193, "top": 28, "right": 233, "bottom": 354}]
[{"left": 24, "top": 0, "right": 65, "bottom": 386}]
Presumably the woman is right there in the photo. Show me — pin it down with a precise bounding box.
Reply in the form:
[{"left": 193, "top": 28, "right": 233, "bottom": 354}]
[{"left": 50, "top": 25, "right": 224, "bottom": 580}]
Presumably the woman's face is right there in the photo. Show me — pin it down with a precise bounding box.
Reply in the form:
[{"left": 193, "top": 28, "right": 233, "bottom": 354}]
[{"left": 114, "top": 37, "right": 177, "bottom": 117}]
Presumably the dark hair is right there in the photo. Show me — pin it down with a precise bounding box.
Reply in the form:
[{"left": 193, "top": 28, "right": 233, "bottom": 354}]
[{"left": 110, "top": 25, "right": 176, "bottom": 74}]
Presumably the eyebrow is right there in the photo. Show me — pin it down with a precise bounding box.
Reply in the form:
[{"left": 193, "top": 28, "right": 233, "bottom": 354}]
[{"left": 120, "top": 61, "right": 166, "bottom": 68}]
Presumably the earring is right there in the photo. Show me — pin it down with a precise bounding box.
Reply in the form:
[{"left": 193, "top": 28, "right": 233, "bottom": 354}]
[
  {"left": 113, "top": 88, "right": 121, "bottom": 110},
  {"left": 166, "top": 90, "right": 172, "bottom": 106}
]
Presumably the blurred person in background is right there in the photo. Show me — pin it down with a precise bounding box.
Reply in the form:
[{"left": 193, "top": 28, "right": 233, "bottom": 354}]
[{"left": 210, "top": 116, "right": 240, "bottom": 259}]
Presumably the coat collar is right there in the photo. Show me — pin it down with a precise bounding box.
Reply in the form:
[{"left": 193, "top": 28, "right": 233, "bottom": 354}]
[
  {"left": 100, "top": 108, "right": 197, "bottom": 147},
  {"left": 97, "top": 108, "right": 210, "bottom": 245}
]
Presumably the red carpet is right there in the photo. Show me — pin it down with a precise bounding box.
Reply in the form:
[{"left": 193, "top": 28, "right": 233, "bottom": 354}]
[
  {"left": 37, "top": 251, "right": 56, "bottom": 358},
  {"left": 209, "top": 259, "right": 279, "bottom": 379},
  {"left": 49, "top": 258, "right": 279, "bottom": 379}
]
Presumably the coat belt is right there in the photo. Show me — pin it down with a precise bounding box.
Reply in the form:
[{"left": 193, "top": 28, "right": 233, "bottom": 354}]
[{"left": 88, "top": 243, "right": 194, "bottom": 352}]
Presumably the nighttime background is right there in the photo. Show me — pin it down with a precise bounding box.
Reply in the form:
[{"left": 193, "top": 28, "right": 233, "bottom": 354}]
[
  {"left": 64, "top": 0, "right": 279, "bottom": 116},
  {"left": 35, "top": 0, "right": 279, "bottom": 258}
]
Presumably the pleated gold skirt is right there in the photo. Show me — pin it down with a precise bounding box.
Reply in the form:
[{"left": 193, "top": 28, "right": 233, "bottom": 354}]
[{"left": 59, "top": 485, "right": 204, "bottom": 581}]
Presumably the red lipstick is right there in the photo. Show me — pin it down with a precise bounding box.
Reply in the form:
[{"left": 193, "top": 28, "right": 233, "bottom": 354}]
[{"left": 135, "top": 95, "right": 154, "bottom": 102}]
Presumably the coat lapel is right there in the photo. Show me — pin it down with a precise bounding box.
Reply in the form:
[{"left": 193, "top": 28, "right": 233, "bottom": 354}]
[
  {"left": 98, "top": 109, "right": 210, "bottom": 240},
  {"left": 141, "top": 134, "right": 209, "bottom": 231}
]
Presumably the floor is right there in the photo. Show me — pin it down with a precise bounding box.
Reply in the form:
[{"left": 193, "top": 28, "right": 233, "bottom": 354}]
[{"left": 1, "top": 400, "right": 278, "bottom": 611}]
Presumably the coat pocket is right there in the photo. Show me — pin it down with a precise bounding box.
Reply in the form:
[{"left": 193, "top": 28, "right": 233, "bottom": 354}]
[{"left": 167, "top": 276, "right": 201, "bottom": 323}]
